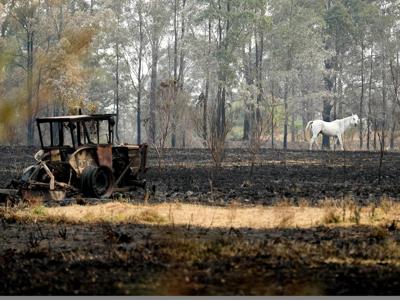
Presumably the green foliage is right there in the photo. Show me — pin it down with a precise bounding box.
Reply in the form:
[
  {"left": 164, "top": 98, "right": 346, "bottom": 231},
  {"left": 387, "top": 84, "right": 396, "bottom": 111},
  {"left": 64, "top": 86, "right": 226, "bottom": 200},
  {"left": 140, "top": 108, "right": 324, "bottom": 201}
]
[
  {"left": 325, "top": 2, "right": 354, "bottom": 43},
  {"left": 32, "top": 206, "right": 46, "bottom": 217}
]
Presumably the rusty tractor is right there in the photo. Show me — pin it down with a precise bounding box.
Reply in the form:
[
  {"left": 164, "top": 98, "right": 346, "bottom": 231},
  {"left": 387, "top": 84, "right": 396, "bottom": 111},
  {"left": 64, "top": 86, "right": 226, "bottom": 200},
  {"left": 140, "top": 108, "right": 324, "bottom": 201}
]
[{"left": 3, "top": 114, "right": 147, "bottom": 203}]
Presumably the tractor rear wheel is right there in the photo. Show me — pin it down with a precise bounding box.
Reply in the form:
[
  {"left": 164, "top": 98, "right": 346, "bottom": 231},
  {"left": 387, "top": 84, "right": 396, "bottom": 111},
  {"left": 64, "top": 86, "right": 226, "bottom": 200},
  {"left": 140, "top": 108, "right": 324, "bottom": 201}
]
[{"left": 81, "top": 166, "right": 114, "bottom": 198}]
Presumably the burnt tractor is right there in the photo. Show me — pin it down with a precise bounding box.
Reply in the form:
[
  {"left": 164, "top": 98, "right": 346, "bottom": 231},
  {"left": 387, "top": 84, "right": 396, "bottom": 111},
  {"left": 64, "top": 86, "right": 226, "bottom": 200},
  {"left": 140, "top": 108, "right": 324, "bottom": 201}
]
[{"left": 6, "top": 114, "right": 147, "bottom": 202}]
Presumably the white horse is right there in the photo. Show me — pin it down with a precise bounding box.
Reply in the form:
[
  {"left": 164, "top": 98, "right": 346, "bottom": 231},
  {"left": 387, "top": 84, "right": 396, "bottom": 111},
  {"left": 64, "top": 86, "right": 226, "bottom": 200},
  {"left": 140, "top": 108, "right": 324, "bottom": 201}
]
[{"left": 306, "top": 114, "right": 360, "bottom": 150}]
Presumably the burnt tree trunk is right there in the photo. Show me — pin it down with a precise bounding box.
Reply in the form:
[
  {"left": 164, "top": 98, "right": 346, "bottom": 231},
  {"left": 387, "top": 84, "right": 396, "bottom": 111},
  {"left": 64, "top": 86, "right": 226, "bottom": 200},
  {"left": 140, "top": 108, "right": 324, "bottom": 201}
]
[
  {"left": 381, "top": 42, "right": 387, "bottom": 150},
  {"left": 26, "top": 28, "right": 34, "bottom": 145},
  {"left": 214, "top": 0, "right": 229, "bottom": 141},
  {"left": 204, "top": 78, "right": 209, "bottom": 145},
  {"left": 283, "top": 0, "right": 294, "bottom": 150},
  {"left": 322, "top": 100, "right": 333, "bottom": 149},
  {"left": 243, "top": 43, "right": 252, "bottom": 141},
  {"left": 255, "top": 29, "right": 263, "bottom": 128},
  {"left": 390, "top": 113, "right": 396, "bottom": 150},
  {"left": 389, "top": 45, "right": 399, "bottom": 150},
  {"left": 270, "top": 81, "right": 276, "bottom": 149},
  {"left": 171, "top": 0, "right": 178, "bottom": 148},
  {"left": 283, "top": 78, "right": 289, "bottom": 150},
  {"left": 367, "top": 45, "right": 374, "bottom": 150},
  {"left": 149, "top": 23, "right": 159, "bottom": 144},
  {"left": 178, "top": 0, "right": 186, "bottom": 147},
  {"left": 203, "top": 9, "right": 211, "bottom": 145},
  {"left": 291, "top": 112, "right": 296, "bottom": 144},
  {"left": 115, "top": 41, "right": 120, "bottom": 143},
  {"left": 136, "top": 2, "right": 143, "bottom": 144},
  {"left": 359, "top": 40, "right": 365, "bottom": 149}
]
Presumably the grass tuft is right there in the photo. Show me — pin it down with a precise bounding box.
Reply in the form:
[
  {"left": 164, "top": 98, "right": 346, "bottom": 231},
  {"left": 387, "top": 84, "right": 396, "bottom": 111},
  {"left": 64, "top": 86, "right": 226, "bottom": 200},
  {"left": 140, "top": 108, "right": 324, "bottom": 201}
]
[
  {"left": 322, "top": 208, "right": 341, "bottom": 224},
  {"left": 138, "top": 209, "right": 166, "bottom": 224},
  {"left": 380, "top": 195, "right": 394, "bottom": 215},
  {"left": 32, "top": 206, "right": 46, "bottom": 217}
]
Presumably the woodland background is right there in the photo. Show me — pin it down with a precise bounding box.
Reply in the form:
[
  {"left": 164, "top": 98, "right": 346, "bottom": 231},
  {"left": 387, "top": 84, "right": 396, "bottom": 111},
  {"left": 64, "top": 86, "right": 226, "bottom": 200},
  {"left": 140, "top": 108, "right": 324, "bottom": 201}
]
[{"left": 0, "top": 0, "right": 399, "bottom": 156}]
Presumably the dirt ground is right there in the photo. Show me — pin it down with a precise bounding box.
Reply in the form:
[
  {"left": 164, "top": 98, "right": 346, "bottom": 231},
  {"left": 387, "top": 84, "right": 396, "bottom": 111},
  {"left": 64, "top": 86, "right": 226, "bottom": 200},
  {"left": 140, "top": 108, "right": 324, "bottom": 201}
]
[{"left": 1, "top": 146, "right": 400, "bottom": 295}]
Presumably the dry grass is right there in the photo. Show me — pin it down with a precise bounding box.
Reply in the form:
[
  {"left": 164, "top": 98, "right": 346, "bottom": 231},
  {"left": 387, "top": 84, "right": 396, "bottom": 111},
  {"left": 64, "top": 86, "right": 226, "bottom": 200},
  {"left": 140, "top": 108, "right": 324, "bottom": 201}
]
[
  {"left": 322, "top": 208, "right": 341, "bottom": 224},
  {"left": 380, "top": 194, "right": 394, "bottom": 214},
  {"left": 2, "top": 199, "right": 400, "bottom": 295},
  {"left": 2, "top": 195, "right": 400, "bottom": 229}
]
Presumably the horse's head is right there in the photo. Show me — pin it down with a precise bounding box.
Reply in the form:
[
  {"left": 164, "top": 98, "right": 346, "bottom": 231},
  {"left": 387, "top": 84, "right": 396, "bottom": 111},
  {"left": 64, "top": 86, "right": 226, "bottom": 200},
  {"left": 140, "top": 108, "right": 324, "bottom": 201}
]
[{"left": 351, "top": 114, "right": 360, "bottom": 126}]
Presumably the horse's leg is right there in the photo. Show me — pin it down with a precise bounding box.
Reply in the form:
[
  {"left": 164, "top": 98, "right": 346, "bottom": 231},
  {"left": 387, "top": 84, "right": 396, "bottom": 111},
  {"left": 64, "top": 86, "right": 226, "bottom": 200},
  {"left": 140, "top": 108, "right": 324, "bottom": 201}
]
[
  {"left": 338, "top": 134, "right": 344, "bottom": 151},
  {"left": 310, "top": 133, "right": 317, "bottom": 150},
  {"left": 319, "top": 135, "right": 324, "bottom": 150},
  {"left": 332, "top": 137, "right": 337, "bottom": 151}
]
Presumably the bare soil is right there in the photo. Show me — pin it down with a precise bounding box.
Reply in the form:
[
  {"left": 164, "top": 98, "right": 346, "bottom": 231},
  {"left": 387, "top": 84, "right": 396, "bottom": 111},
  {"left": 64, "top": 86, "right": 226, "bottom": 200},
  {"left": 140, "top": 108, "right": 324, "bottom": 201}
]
[{"left": 1, "top": 146, "right": 400, "bottom": 295}]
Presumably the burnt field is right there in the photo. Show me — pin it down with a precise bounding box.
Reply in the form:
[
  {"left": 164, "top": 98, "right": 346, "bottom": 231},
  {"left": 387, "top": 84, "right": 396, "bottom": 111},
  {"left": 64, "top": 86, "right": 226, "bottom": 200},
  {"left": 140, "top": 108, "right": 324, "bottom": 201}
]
[
  {"left": 145, "top": 148, "right": 400, "bottom": 205},
  {"left": 1, "top": 146, "right": 400, "bottom": 205},
  {"left": 1, "top": 147, "right": 400, "bottom": 295}
]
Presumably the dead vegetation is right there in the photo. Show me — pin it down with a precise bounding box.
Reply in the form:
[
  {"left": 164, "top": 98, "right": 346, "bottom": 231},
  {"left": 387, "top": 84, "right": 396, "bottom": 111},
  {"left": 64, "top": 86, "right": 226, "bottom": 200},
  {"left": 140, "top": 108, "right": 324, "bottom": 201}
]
[{"left": 1, "top": 195, "right": 400, "bottom": 230}]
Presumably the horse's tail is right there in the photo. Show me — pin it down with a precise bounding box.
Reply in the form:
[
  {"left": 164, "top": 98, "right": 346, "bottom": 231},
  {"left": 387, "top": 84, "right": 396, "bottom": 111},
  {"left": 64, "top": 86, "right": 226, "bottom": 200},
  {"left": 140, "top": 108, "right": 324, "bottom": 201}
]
[{"left": 305, "top": 121, "right": 313, "bottom": 141}]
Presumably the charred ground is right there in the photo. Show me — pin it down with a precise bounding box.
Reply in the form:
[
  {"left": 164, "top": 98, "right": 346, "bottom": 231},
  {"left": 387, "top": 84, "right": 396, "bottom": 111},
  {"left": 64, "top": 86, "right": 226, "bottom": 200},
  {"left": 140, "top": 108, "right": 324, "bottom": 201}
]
[
  {"left": 1, "top": 146, "right": 399, "bottom": 205},
  {"left": 145, "top": 148, "right": 400, "bottom": 206},
  {"left": 1, "top": 147, "right": 400, "bottom": 295}
]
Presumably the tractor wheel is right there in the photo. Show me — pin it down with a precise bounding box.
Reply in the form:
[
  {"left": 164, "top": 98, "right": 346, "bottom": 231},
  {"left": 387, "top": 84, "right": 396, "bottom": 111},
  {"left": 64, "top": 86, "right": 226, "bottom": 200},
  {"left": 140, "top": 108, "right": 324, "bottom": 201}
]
[{"left": 81, "top": 166, "right": 114, "bottom": 198}]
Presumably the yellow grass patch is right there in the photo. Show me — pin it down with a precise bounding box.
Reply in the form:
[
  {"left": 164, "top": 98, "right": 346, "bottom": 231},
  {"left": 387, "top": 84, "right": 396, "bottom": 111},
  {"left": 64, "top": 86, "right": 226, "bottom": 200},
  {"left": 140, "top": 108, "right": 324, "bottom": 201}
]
[{"left": 3, "top": 200, "right": 400, "bottom": 228}]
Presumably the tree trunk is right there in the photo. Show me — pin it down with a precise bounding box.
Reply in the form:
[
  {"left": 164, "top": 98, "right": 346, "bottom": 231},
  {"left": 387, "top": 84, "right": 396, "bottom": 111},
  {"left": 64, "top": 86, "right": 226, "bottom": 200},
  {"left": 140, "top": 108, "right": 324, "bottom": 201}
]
[
  {"left": 359, "top": 40, "right": 365, "bottom": 149},
  {"left": 90, "top": 0, "right": 95, "bottom": 15},
  {"left": 215, "top": 0, "right": 227, "bottom": 140},
  {"left": 204, "top": 79, "right": 209, "bottom": 145},
  {"left": 271, "top": 108, "right": 275, "bottom": 149},
  {"left": 283, "top": 77, "right": 289, "bottom": 150},
  {"left": 149, "top": 35, "right": 159, "bottom": 144},
  {"left": 283, "top": 0, "right": 293, "bottom": 150},
  {"left": 178, "top": 0, "right": 186, "bottom": 147},
  {"left": 171, "top": 0, "right": 178, "bottom": 148},
  {"left": 302, "top": 103, "right": 307, "bottom": 140},
  {"left": 136, "top": 2, "right": 143, "bottom": 144},
  {"left": 115, "top": 41, "right": 120, "bottom": 143},
  {"left": 26, "top": 29, "right": 34, "bottom": 145},
  {"left": 373, "top": 119, "right": 377, "bottom": 151},
  {"left": 322, "top": 100, "right": 333, "bottom": 149},
  {"left": 216, "top": 84, "right": 226, "bottom": 139},
  {"left": 243, "top": 114, "right": 250, "bottom": 140},
  {"left": 367, "top": 46, "right": 374, "bottom": 150},
  {"left": 322, "top": 0, "right": 335, "bottom": 150},
  {"left": 203, "top": 10, "right": 211, "bottom": 145},
  {"left": 390, "top": 109, "right": 396, "bottom": 150},
  {"left": 389, "top": 45, "right": 399, "bottom": 150},
  {"left": 381, "top": 52, "right": 387, "bottom": 150},
  {"left": 390, "top": 48, "right": 399, "bottom": 108},
  {"left": 178, "top": 0, "right": 186, "bottom": 90},
  {"left": 256, "top": 29, "right": 263, "bottom": 128},
  {"left": 243, "top": 43, "right": 252, "bottom": 141},
  {"left": 291, "top": 112, "right": 296, "bottom": 144},
  {"left": 271, "top": 81, "right": 275, "bottom": 149}
]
